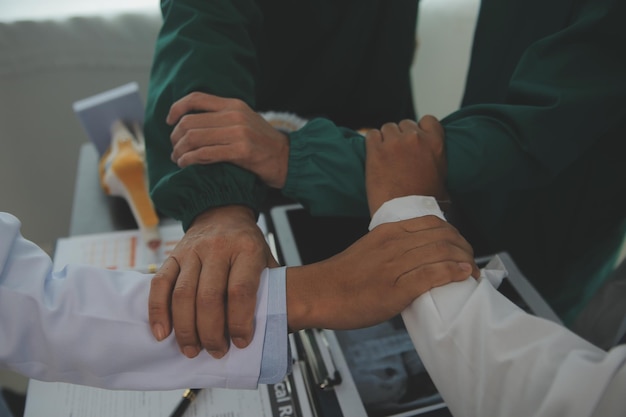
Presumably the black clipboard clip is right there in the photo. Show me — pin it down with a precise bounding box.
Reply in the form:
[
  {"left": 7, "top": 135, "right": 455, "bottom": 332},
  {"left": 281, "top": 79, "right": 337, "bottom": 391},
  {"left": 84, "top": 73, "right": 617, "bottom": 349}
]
[{"left": 298, "top": 329, "right": 342, "bottom": 390}]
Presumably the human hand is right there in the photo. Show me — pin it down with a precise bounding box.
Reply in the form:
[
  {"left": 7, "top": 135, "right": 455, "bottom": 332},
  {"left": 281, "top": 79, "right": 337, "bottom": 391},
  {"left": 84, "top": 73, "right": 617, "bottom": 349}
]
[
  {"left": 286, "top": 215, "right": 478, "bottom": 331},
  {"left": 365, "top": 116, "right": 448, "bottom": 216},
  {"left": 148, "top": 205, "right": 278, "bottom": 358},
  {"left": 167, "top": 92, "right": 290, "bottom": 189}
]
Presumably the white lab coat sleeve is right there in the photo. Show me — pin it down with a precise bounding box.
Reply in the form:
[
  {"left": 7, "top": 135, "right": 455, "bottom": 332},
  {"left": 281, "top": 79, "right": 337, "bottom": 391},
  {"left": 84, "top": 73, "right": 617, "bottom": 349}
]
[
  {"left": 369, "top": 197, "right": 626, "bottom": 417},
  {"left": 0, "top": 212, "right": 283, "bottom": 390}
]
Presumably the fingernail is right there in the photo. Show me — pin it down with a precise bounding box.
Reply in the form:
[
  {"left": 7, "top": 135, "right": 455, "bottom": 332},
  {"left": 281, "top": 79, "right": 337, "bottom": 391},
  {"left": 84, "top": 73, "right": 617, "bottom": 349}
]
[
  {"left": 458, "top": 262, "right": 472, "bottom": 273},
  {"left": 153, "top": 323, "right": 166, "bottom": 341},
  {"left": 207, "top": 349, "right": 226, "bottom": 359},
  {"left": 182, "top": 345, "right": 200, "bottom": 358},
  {"left": 232, "top": 337, "right": 249, "bottom": 349}
]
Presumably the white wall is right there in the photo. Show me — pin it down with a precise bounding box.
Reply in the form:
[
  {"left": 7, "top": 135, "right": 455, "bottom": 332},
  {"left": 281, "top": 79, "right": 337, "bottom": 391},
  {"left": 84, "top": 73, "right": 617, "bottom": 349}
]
[
  {"left": 0, "top": 3, "right": 161, "bottom": 252},
  {"left": 412, "top": 0, "right": 480, "bottom": 119}
]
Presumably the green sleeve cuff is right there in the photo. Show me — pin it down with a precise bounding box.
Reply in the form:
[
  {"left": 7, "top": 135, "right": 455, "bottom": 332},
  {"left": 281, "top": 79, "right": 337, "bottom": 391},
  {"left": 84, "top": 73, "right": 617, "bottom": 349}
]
[
  {"left": 283, "top": 118, "right": 369, "bottom": 217},
  {"left": 150, "top": 163, "right": 267, "bottom": 231}
]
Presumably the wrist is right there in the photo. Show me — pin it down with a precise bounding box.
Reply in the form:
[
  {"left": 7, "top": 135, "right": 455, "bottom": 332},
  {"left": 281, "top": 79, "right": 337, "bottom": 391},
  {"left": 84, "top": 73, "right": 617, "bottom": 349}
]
[
  {"left": 285, "top": 265, "right": 317, "bottom": 332},
  {"left": 271, "top": 131, "right": 290, "bottom": 189},
  {"left": 190, "top": 205, "right": 256, "bottom": 228}
]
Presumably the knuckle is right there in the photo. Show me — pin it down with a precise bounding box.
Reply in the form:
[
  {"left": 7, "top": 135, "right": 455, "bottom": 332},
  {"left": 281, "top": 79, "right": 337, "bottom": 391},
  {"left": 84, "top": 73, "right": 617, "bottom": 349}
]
[
  {"left": 381, "top": 122, "right": 398, "bottom": 130},
  {"left": 365, "top": 129, "right": 382, "bottom": 141},
  {"left": 196, "top": 287, "right": 223, "bottom": 308},
  {"left": 238, "top": 233, "right": 264, "bottom": 254},
  {"left": 228, "top": 281, "right": 257, "bottom": 300},
  {"left": 150, "top": 272, "right": 170, "bottom": 289},
  {"left": 177, "top": 114, "right": 192, "bottom": 130},
  {"left": 232, "top": 139, "right": 251, "bottom": 158},
  {"left": 229, "top": 98, "right": 248, "bottom": 110},
  {"left": 231, "top": 110, "right": 248, "bottom": 124},
  {"left": 188, "top": 91, "right": 204, "bottom": 103},
  {"left": 416, "top": 262, "right": 438, "bottom": 279},
  {"left": 228, "top": 321, "right": 252, "bottom": 338},
  {"left": 406, "top": 130, "right": 419, "bottom": 141},
  {"left": 370, "top": 226, "right": 395, "bottom": 246},
  {"left": 206, "top": 233, "right": 229, "bottom": 249},
  {"left": 171, "top": 282, "right": 196, "bottom": 303},
  {"left": 195, "top": 148, "right": 214, "bottom": 164},
  {"left": 199, "top": 334, "right": 223, "bottom": 351},
  {"left": 431, "top": 239, "right": 454, "bottom": 254},
  {"left": 416, "top": 262, "right": 453, "bottom": 285},
  {"left": 148, "top": 302, "right": 168, "bottom": 318},
  {"left": 424, "top": 214, "right": 444, "bottom": 224},
  {"left": 185, "top": 130, "right": 203, "bottom": 147},
  {"left": 231, "top": 124, "right": 250, "bottom": 139},
  {"left": 175, "top": 327, "right": 197, "bottom": 342},
  {"left": 437, "top": 225, "right": 460, "bottom": 242}
]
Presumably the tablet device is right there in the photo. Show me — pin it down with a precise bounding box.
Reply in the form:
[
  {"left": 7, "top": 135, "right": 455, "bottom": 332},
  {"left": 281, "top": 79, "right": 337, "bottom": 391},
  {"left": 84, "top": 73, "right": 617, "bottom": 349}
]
[{"left": 271, "top": 204, "right": 370, "bottom": 267}]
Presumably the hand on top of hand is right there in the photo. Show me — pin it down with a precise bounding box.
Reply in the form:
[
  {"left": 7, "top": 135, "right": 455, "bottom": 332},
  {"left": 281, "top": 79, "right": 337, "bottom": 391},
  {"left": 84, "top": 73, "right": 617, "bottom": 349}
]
[
  {"left": 364, "top": 116, "right": 479, "bottom": 280},
  {"left": 287, "top": 215, "right": 478, "bottom": 331},
  {"left": 148, "top": 205, "right": 279, "bottom": 359},
  {"left": 167, "top": 92, "right": 290, "bottom": 189},
  {"left": 365, "top": 116, "right": 449, "bottom": 216}
]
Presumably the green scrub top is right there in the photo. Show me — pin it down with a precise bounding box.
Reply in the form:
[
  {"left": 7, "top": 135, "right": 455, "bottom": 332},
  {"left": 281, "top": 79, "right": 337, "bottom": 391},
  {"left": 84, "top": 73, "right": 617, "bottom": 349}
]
[{"left": 282, "top": 0, "right": 626, "bottom": 321}]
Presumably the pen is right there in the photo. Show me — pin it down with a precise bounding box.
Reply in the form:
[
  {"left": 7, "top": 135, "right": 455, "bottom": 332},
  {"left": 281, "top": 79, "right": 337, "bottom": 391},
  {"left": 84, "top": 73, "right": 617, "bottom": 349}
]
[{"left": 169, "top": 388, "right": 201, "bottom": 417}]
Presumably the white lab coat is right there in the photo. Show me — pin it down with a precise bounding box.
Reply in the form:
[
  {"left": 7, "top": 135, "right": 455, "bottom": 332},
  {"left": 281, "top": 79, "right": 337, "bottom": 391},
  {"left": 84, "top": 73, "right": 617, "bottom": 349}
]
[
  {"left": 0, "top": 212, "right": 284, "bottom": 390},
  {"left": 372, "top": 196, "right": 626, "bottom": 417}
]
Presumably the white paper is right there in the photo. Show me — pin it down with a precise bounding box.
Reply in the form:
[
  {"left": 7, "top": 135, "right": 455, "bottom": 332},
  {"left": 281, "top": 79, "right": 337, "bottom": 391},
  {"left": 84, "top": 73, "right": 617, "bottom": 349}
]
[
  {"left": 185, "top": 387, "right": 274, "bottom": 417},
  {"left": 53, "top": 222, "right": 184, "bottom": 270},
  {"left": 25, "top": 381, "right": 279, "bottom": 417},
  {"left": 25, "top": 382, "right": 183, "bottom": 417}
]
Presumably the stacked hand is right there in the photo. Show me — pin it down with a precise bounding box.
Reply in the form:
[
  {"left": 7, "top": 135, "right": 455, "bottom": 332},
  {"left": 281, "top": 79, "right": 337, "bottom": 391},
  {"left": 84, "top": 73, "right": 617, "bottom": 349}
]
[
  {"left": 288, "top": 115, "right": 479, "bottom": 330},
  {"left": 149, "top": 92, "right": 285, "bottom": 358},
  {"left": 287, "top": 216, "right": 478, "bottom": 331},
  {"left": 364, "top": 117, "right": 479, "bottom": 276},
  {"left": 149, "top": 91, "right": 477, "bottom": 358},
  {"left": 168, "top": 92, "right": 290, "bottom": 189},
  {"left": 149, "top": 206, "right": 278, "bottom": 358},
  {"left": 365, "top": 117, "right": 450, "bottom": 215}
]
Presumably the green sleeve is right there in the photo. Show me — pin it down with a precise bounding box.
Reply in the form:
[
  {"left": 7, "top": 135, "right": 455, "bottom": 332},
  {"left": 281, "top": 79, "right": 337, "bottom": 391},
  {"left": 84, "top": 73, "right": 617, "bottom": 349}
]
[
  {"left": 282, "top": 0, "right": 626, "bottom": 220},
  {"left": 144, "top": 0, "right": 267, "bottom": 230},
  {"left": 283, "top": 119, "right": 369, "bottom": 218},
  {"left": 443, "top": 0, "right": 626, "bottom": 195}
]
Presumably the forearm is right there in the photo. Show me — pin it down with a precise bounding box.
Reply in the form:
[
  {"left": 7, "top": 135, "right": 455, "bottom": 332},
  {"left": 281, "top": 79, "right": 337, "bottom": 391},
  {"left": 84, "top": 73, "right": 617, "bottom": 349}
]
[
  {"left": 148, "top": 162, "right": 267, "bottom": 230},
  {"left": 144, "top": 0, "right": 267, "bottom": 227},
  {"left": 285, "top": 262, "right": 332, "bottom": 332},
  {"left": 0, "top": 213, "right": 277, "bottom": 390}
]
